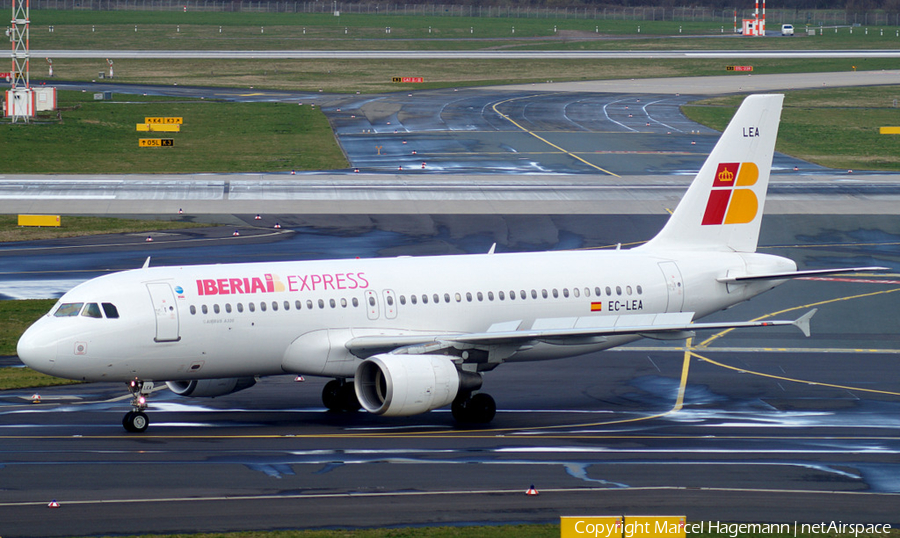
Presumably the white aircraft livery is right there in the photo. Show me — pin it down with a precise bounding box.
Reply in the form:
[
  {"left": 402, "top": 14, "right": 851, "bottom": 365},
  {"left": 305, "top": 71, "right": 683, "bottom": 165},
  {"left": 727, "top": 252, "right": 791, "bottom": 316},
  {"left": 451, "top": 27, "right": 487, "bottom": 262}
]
[{"left": 17, "top": 94, "right": 882, "bottom": 432}]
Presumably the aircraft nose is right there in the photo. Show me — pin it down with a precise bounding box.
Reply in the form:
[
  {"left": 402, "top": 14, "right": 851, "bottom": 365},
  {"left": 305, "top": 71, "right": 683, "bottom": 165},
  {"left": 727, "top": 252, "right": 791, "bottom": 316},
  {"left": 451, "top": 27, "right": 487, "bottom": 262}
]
[{"left": 16, "top": 322, "right": 57, "bottom": 374}]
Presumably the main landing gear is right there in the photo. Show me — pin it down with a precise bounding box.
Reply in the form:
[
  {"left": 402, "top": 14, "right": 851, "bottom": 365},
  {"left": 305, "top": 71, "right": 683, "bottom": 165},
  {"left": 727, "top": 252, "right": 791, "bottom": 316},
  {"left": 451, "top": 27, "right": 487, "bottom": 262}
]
[
  {"left": 451, "top": 392, "right": 496, "bottom": 424},
  {"left": 123, "top": 380, "right": 153, "bottom": 433},
  {"left": 322, "top": 379, "right": 361, "bottom": 412}
]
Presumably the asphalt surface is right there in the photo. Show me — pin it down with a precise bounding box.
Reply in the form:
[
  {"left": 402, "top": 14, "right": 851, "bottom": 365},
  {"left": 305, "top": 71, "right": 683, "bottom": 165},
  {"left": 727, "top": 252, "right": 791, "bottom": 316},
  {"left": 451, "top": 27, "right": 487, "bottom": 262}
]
[{"left": 2, "top": 214, "right": 900, "bottom": 538}]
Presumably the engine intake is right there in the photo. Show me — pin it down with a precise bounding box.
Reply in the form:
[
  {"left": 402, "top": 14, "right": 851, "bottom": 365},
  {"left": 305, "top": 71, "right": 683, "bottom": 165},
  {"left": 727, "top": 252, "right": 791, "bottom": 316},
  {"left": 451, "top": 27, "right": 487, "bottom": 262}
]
[
  {"left": 355, "top": 354, "right": 475, "bottom": 416},
  {"left": 166, "top": 377, "right": 257, "bottom": 398}
]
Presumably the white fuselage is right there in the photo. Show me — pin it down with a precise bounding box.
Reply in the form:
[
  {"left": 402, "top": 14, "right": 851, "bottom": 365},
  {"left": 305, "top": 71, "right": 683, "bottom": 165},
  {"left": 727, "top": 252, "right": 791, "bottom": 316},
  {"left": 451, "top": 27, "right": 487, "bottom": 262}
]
[{"left": 17, "top": 247, "right": 794, "bottom": 383}]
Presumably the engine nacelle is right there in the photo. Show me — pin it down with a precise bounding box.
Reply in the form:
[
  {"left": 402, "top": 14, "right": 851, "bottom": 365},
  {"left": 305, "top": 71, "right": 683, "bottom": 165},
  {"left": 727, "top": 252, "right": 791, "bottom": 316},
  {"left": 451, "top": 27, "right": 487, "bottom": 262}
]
[
  {"left": 166, "top": 377, "right": 257, "bottom": 398},
  {"left": 355, "top": 354, "right": 462, "bottom": 416}
]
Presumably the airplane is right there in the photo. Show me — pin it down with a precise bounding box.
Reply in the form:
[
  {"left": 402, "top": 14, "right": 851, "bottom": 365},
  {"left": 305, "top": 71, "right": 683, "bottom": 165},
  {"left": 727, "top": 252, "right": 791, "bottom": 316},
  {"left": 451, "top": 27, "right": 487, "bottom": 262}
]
[{"left": 16, "top": 93, "right": 885, "bottom": 433}]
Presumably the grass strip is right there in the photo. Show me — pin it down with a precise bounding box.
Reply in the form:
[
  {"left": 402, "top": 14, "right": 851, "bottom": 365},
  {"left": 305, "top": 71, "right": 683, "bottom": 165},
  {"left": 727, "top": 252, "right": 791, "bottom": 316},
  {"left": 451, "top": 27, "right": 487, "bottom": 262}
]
[
  {"left": 682, "top": 85, "right": 900, "bottom": 171},
  {"left": 0, "top": 215, "right": 211, "bottom": 242},
  {"left": 0, "top": 91, "right": 348, "bottom": 173}
]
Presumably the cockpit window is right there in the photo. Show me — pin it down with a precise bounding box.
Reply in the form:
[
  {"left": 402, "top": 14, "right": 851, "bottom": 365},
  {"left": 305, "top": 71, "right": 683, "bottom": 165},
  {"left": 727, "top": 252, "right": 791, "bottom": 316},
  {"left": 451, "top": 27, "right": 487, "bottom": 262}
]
[
  {"left": 54, "top": 303, "right": 84, "bottom": 317},
  {"left": 81, "top": 303, "right": 103, "bottom": 318},
  {"left": 101, "top": 303, "right": 119, "bottom": 319}
]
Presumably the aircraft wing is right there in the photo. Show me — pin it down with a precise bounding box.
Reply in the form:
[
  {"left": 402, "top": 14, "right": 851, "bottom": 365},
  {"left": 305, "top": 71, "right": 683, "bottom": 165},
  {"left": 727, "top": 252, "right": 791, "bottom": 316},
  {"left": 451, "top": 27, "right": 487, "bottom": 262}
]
[
  {"left": 718, "top": 266, "right": 889, "bottom": 283},
  {"left": 345, "top": 309, "right": 816, "bottom": 359}
]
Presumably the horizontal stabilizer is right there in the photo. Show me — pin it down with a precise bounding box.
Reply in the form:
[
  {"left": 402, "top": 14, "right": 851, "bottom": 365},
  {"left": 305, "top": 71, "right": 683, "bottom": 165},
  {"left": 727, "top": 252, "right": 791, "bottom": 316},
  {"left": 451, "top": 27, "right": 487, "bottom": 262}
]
[{"left": 718, "top": 266, "right": 889, "bottom": 283}]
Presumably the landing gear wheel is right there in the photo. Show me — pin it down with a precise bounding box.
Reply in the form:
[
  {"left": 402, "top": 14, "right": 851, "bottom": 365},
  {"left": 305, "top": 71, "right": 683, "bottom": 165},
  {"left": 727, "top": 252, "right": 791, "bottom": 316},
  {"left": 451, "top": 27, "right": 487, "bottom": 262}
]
[
  {"left": 323, "top": 379, "right": 361, "bottom": 412},
  {"left": 451, "top": 392, "right": 496, "bottom": 424},
  {"left": 123, "top": 410, "right": 149, "bottom": 433}
]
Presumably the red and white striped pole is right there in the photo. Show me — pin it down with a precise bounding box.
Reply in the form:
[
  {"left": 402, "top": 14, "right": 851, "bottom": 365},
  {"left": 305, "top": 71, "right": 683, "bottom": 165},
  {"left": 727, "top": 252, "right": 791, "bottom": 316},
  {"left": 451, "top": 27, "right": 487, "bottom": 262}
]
[{"left": 761, "top": 0, "right": 766, "bottom": 35}]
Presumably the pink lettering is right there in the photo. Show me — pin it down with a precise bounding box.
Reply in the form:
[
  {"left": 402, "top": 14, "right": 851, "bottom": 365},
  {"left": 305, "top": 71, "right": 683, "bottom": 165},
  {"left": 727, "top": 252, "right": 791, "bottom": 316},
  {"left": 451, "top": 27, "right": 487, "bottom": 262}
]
[
  {"left": 310, "top": 275, "right": 323, "bottom": 290},
  {"left": 323, "top": 274, "right": 335, "bottom": 290},
  {"left": 250, "top": 277, "right": 265, "bottom": 293},
  {"left": 288, "top": 275, "right": 299, "bottom": 292},
  {"left": 203, "top": 279, "right": 218, "bottom": 295},
  {"left": 216, "top": 278, "right": 230, "bottom": 295},
  {"left": 357, "top": 272, "right": 369, "bottom": 289},
  {"left": 265, "top": 274, "right": 275, "bottom": 293},
  {"left": 196, "top": 280, "right": 205, "bottom": 295},
  {"left": 335, "top": 273, "right": 347, "bottom": 289},
  {"left": 229, "top": 278, "right": 244, "bottom": 294}
]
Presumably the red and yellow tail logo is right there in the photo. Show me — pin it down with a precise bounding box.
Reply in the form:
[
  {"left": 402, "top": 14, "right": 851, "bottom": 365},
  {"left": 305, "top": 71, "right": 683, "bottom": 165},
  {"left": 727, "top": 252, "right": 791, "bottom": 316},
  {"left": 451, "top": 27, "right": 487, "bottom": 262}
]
[{"left": 701, "top": 162, "right": 760, "bottom": 226}]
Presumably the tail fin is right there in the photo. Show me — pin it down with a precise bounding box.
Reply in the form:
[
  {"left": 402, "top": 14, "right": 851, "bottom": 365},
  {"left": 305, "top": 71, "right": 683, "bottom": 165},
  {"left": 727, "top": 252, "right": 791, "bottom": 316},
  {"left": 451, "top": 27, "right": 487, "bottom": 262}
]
[{"left": 639, "top": 94, "right": 784, "bottom": 253}]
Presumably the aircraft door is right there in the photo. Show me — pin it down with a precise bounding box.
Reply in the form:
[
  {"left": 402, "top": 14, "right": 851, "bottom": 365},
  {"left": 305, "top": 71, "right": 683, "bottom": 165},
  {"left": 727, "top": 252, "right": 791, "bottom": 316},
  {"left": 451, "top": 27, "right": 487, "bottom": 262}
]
[
  {"left": 658, "top": 261, "right": 685, "bottom": 313},
  {"left": 382, "top": 289, "right": 397, "bottom": 319},
  {"left": 365, "top": 290, "right": 380, "bottom": 320},
  {"left": 146, "top": 282, "right": 181, "bottom": 342}
]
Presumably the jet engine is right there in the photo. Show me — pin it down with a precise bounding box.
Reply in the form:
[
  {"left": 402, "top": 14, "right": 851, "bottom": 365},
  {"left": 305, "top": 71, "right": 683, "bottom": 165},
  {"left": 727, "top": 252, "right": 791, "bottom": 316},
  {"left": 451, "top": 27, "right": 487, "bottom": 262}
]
[
  {"left": 166, "top": 377, "right": 257, "bottom": 398},
  {"left": 355, "top": 354, "right": 478, "bottom": 416}
]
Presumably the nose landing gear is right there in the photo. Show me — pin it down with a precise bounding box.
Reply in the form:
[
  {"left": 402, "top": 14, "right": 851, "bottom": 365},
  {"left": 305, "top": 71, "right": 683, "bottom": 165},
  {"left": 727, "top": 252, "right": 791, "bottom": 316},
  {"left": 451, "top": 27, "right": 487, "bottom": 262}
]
[{"left": 123, "top": 380, "right": 153, "bottom": 433}]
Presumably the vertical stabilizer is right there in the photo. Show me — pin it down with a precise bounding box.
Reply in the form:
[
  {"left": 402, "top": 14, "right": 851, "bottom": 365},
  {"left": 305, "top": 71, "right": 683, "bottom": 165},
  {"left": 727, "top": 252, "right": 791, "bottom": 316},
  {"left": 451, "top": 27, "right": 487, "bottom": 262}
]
[{"left": 639, "top": 94, "right": 784, "bottom": 253}]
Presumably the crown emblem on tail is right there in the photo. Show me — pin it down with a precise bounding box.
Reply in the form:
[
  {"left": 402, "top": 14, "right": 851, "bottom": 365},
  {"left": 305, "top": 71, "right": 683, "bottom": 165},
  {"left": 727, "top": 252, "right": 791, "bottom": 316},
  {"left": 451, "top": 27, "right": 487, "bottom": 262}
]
[{"left": 717, "top": 167, "right": 734, "bottom": 183}]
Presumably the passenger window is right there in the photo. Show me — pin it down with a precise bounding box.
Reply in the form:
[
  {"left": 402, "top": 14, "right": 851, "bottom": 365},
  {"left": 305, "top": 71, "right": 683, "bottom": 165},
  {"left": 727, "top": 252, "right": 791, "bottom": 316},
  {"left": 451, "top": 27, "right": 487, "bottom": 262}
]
[
  {"left": 520, "top": 290, "right": 526, "bottom": 300},
  {"left": 101, "top": 303, "right": 119, "bottom": 319},
  {"left": 341, "top": 298, "right": 348, "bottom": 308},
  {"left": 411, "top": 295, "right": 418, "bottom": 305},
  {"left": 399, "top": 295, "right": 406, "bottom": 305},
  {"left": 498, "top": 291, "right": 505, "bottom": 300},
  {"left": 637, "top": 285, "right": 643, "bottom": 295},
  {"left": 284, "top": 301, "right": 290, "bottom": 310},
  {"left": 319, "top": 299, "right": 326, "bottom": 309},
  {"left": 552, "top": 289, "right": 559, "bottom": 298},
  {"left": 248, "top": 303, "right": 256, "bottom": 312},
  {"left": 584, "top": 288, "right": 590, "bottom": 297},
  {"left": 595, "top": 287, "right": 602, "bottom": 296},
  {"left": 433, "top": 294, "right": 439, "bottom": 304},
  {"left": 202, "top": 305, "right": 209, "bottom": 314},
  {"left": 368, "top": 296, "right": 376, "bottom": 307},
  {"left": 329, "top": 299, "right": 336, "bottom": 308},
  {"left": 443, "top": 293, "right": 450, "bottom": 303},
  {"left": 190, "top": 305, "right": 197, "bottom": 315},
  {"left": 352, "top": 298, "right": 359, "bottom": 307},
  {"left": 531, "top": 289, "right": 537, "bottom": 299},
  {"left": 387, "top": 296, "right": 395, "bottom": 306},
  {"left": 225, "top": 303, "right": 232, "bottom": 313},
  {"left": 626, "top": 286, "right": 632, "bottom": 295},
  {"left": 455, "top": 293, "right": 462, "bottom": 303},
  {"left": 81, "top": 303, "right": 103, "bottom": 318},
  {"left": 477, "top": 292, "right": 483, "bottom": 302},
  {"left": 488, "top": 291, "right": 494, "bottom": 301},
  {"left": 616, "top": 286, "right": 622, "bottom": 296},
  {"left": 307, "top": 300, "right": 314, "bottom": 309},
  {"left": 213, "top": 304, "right": 220, "bottom": 314},
  {"left": 542, "top": 289, "right": 548, "bottom": 299},
  {"left": 563, "top": 288, "right": 569, "bottom": 298},
  {"left": 295, "top": 300, "right": 303, "bottom": 310},
  {"left": 422, "top": 294, "right": 429, "bottom": 304},
  {"left": 606, "top": 286, "right": 612, "bottom": 296},
  {"left": 271, "top": 301, "right": 278, "bottom": 311},
  {"left": 573, "top": 288, "right": 580, "bottom": 298},
  {"left": 55, "top": 303, "right": 84, "bottom": 317},
  {"left": 508, "top": 291, "right": 515, "bottom": 301},
  {"left": 260, "top": 302, "right": 267, "bottom": 312},
  {"left": 466, "top": 292, "right": 472, "bottom": 302},
  {"left": 237, "top": 303, "right": 244, "bottom": 313}
]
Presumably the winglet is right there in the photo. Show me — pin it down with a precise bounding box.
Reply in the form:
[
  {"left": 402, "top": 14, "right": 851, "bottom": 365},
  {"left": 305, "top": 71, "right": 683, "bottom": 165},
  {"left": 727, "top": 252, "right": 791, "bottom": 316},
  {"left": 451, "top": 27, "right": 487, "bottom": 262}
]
[
  {"left": 793, "top": 308, "right": 816, "bottom": 338},
  {"left": 142, "top": 256, "right": 151, "bottom": 269}
]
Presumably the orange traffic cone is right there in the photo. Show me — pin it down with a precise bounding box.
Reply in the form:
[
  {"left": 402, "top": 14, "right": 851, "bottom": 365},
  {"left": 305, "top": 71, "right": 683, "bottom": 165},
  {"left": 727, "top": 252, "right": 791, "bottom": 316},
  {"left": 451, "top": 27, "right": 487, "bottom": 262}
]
[{"left": 525, "top": 484, "right": 539, "bottom": 496}]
